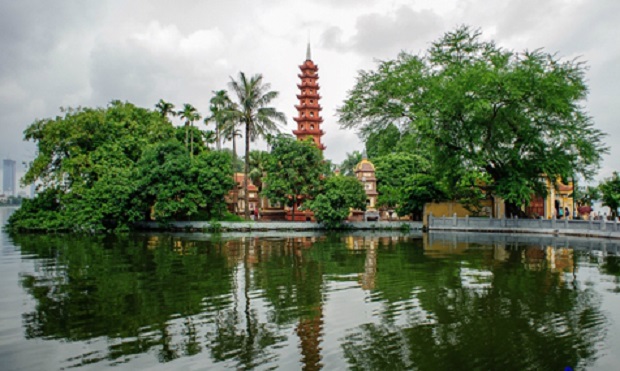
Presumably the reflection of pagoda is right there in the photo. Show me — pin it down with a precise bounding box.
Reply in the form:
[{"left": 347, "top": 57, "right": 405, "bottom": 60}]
[{"left": 293, "top": 43, "right": 325, "bottom": 150}]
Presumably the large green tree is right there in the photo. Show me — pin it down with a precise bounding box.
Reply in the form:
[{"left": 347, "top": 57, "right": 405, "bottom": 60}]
[
  {"left": 339, "top": 26, "right": 607, "bottom": 211},
  {"left": 11, "top": 101, "right": 175, "bottom": 231},
  {"left": 373, "top": 152, "right": 432, "bottom": 209},
  {"left": 599, "top": 172, "right": 620, "bottom": 218},
  {"left": 262, "top": 136, "right": 327, "bottom": 220},
  {"left": 228, "top": 72, "right": 286, "bottom": 220},
  {"left": 137, "top": 141, "right": 234, "bottom": 221},
  {"left": 8, "top": 101, "right": 233, "bottom": 232},
  {"left": 306, "top": 175, "right": 367, "bottom": 228}
]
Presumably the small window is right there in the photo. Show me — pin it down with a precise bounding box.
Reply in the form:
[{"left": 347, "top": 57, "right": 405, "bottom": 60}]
[
  {"left": 310, "top": 100, "right": 314, "bottom": 104},
  {"left": 310, "top": 112, "right": 314, "bottom": 117},
  {"left": 310, "top": 124, "right": 314, "bottom": 130}
]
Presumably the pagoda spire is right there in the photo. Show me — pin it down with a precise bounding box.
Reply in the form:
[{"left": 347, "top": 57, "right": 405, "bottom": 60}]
[{"left": 292, "top": 45, "right": 325, "bottom": 150}]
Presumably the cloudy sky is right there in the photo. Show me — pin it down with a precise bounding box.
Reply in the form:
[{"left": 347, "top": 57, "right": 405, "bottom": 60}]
[{"left": 1, "top": 0, "right": 618, "bottom": 187}]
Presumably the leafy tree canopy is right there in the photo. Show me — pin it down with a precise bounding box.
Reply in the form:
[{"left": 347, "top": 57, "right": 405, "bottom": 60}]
[
  {"left": 599, "top": 172, "right": 620, "bottom": 218},
  {"left": 9, "top": 101, "right": 233, "bottom": 232},
  {"left": 373, "top": 152, "right": 431, "bottom": 208},
  {"left": 339, "top": 26, "right": 607, "bottom": 208},
  {"left": 306, "top": 175, "right": 367, "bottom": 228},
  {"left": 262, "top": 136, "right": 327, "bottom": 218}
]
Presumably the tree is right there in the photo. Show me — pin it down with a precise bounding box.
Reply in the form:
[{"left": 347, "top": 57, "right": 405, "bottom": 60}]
[
  {"left": 262, "top": 136, "right": 326, "bottom": 220},
  {"left": 228, "top": 72, "right": 286, "bottom": 219},
  {"left": 306, "top": 175, "right": 367, "bottom": 228},
  {"left": 137, "top": 141, "right": 234, "bottom": 221},
  {"left": 248, "top": 150, "right": 271, "bottom": 196},
  {"left": 178, "top": 103, "right": 202, "bottom": 157},
  {"left": 372, "top": 152, "right": 431, "bottom": 209},
  {"left": 599, "top": 172, "right": 620, "bottom": 218},
  {"left": 339, "top": 151, "right": 363, "bottom": 177},
  {"left": 339, "top": 26, "right": 607, "bottom": 212},
  {"left": 11, "top": 101, "right": 176, "bottom": 232},
  {"left": 207, "top": 90, "right": 235, "bottom": 151},
  {"left": 365, "top": 124, "right": 400, "bottom": 159},
  {"left": 397, "top": 174, "right": 446, "bottom": 220},
  {"left": 155, "top": 99, "right": 176, "bottom": 120}
]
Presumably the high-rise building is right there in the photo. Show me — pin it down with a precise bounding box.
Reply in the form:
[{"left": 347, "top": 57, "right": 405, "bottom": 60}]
[{"left": 2, "top": 159, "right": 16, "bottom": 196}]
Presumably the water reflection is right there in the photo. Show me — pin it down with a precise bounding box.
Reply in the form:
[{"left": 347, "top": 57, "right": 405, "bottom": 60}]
[{"left": 6, "top": 231, "right": 618, "bottom": 370}]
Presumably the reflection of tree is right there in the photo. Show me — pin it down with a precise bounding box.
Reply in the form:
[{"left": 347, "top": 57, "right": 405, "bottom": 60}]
[
  {"left": 13, "top": 234, "right": 233, "bottom": 366},
  {"left": 251, "top": 236, "right": 333, "bottom": 370},
  {"left": 205, "top": 237, "right": 286, "bottom": 369},
  {"left": 342, "top": 245, "right": 607, "bottom": 371}
]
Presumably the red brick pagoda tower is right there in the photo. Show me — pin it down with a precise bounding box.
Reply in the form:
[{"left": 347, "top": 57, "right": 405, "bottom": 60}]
[{"left": 293, "top": 43, "right": 325, "bottom": 150}]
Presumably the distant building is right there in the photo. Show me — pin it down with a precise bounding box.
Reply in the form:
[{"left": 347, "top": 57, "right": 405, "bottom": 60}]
[{"left": 2, "top": 159, "right": 16, "bottom": 197}]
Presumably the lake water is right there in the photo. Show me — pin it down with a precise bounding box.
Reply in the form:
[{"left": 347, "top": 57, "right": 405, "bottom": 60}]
[{"left": 2, "top": 207, "right": 620, "bottom": 370}]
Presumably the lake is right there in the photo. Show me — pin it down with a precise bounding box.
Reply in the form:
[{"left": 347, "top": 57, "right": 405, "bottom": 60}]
[{"left": 2, "top": 207, "right": 620, "bottom": 370}]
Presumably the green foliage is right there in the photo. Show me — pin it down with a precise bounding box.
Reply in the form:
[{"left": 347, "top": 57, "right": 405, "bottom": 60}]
[
  {"left": 365, "top": 123, "right": 400, "bottom": 159},
  {"left": 7, "top": 188, "right": 69, "bottom": 232},
  {"left": 339, "top": 26, "right": 607, "bottom": 209},
  {"left": 8, "top": 101, "right": 234, "bottom": 233},
  {"left": 397, "top": 174, "right": 447, "bottom": 220},
  {"left": 599, "top": 172, "right": 620, "bottom": 218},
  {"left": 228, "top": 72, "right": 286, "bottom": 219},
  {"left": 339, "top": 151, "right": 363, "bottom": 177},
  {"left": 263, "top": 136, "right": 327, "bottom": 216},
  {"left": 306, "top": 175, "right": 367, "bottom": 228},
  {"left": 452, "top": 171, "right": 491, "bottom": 216},
  {"left": 373, "top": 152, "right": 431, "bottom": 208},
  {"left": 247, "top": 150, "right": 271, "bottom": 192},
  {"left": 575, "top": 185, "right": 600, "bottom": 207},
  {"left": 137, "top": 141, "right": 234, "bottom": 221}
]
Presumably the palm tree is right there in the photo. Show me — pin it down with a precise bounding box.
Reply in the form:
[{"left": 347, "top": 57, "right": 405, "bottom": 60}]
[
  {"left": 207, "top": 90, "right": 234, "bottom": 151},
  {"left": 229, "top": 72, "right": 286, "bottom": 220},
  {"left": 248, "top": 150, "right": 270, "bottom": 195},
  {"left": 222, "top": 126, "right": 242, "bottom": 171},
  {"left": 202, "top": 130, "right": 217, "bottom": 150},
  {"left": 155, "top": 99, "right": 176, "bottom": 119},
  {"left": 178, "top": 103, "right": 202, "bottom": 158}
]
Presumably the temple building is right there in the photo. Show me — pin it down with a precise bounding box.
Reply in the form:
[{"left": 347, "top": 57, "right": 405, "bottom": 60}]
[
  {"left": 355, "top": 157, "right": 378, "bottom": 210},
  {"left": 293, "top": 43, "right": 325, "bottom": 151},
  {"left": 349, "top": 156, "right": 380, "bottom": 221}
]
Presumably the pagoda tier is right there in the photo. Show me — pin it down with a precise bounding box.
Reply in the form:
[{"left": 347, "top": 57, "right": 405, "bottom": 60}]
[{"left": 293, "top": 44, "right": 325, "bottom": 151}]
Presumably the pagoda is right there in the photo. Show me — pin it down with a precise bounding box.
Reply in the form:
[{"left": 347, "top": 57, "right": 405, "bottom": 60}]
[{"left": 293, "top": 43, "right": 325, "bottom": 150}]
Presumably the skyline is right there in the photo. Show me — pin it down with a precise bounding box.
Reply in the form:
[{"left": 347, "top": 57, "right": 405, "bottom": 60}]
[{"left": 1, "top": 0, "right": 619, "bottom": 184}]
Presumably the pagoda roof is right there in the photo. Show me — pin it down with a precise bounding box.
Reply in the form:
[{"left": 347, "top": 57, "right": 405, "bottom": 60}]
[
  {"left": 294, "top": 116, "right": 323, "bottom": 123},
  {"left": 295, "top": 104, "right": 322, "bottom": 111},
  {"left": 355, "top": 159, "right": 376, "bottom": 172},
  {"left": 298, "top": 73, "right": 319, "bottom": 80},
  {"left": 297, "top": 82, "right": 320, "bottom": 89},
  {"left": 299, "top": 62, "right": 318, "bottom": 70},
  {"left": 297, "top": 93, "right": 321, "bottom": 100},
  {"left": 293, "top": 128, "right": 325, "bottom": 135}
]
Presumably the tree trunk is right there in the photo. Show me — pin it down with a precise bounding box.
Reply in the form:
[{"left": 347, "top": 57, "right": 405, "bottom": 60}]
[
  {"left": 232, "top": 134, "right": 238, "bottom": 214},
  {"left": 185, "top": 122, "right": 189, "bottom": 150},
  {"left": 216, "top": 124, "right": 221, "bottom": 151},
  {"left": 190, "top": 123, "right": 194, "bottom": 158},
  {"left": 244, "top": 122, "right": 251, "bottom": 220}
]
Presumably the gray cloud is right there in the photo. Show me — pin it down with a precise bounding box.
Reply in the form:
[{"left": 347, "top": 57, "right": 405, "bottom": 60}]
[
  {"left": 321, "top": 5, "right": 443, "bottom": 58},
  {"left": 0, "top": 0, "right": 618, "bottom": 185}
]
